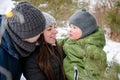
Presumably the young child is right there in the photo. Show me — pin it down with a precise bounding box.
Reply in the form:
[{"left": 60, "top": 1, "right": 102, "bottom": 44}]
[{"left": 58, "top": 9, "right": 107, "bottom": 80}]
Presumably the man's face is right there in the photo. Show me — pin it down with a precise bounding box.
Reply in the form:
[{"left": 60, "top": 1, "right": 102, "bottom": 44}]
[{"left": 22, "top": 33, "right": 41, "bottom": 43}]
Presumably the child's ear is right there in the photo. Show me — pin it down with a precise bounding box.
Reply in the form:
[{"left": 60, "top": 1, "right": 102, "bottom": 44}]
[{"left": 70, "top": 24, "right": 74, "bottom": 28}]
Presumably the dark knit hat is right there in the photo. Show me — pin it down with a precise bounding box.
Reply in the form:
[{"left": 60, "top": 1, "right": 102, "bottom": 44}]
[
  {"left": 7, "top": 1, "right": 45, "bottom": 39},
  {"left": 69, "top": 9, "right": 97, "bottom": 38},
  {"left": 2, "top": 2, "right": 46, "bottom": 57}
]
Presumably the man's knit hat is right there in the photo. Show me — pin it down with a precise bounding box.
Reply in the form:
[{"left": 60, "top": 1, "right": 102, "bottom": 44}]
[
  {"left": 69, "top": 9, "right": 97, "bottom": 38},
  {"left": 7, "top": 1, "right": 45, "bottom": 39},
  {"left": 1, "top": 2, "right": 46, "bottom": 57},
  {"left": 42, "top": 12, "right": 56, "bottom": 28}
]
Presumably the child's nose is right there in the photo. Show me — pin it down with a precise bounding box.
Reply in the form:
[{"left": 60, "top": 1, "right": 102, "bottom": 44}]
[
  {"left": 67, "top": 27, "right": 70, "bottom": 31},
  {"left": 69, "top": 28, "right": 72, "bottom": 32}
]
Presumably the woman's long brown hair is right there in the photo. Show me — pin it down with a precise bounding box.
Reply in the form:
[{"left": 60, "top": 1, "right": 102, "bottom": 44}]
[{"left": 37, "top": 33, "right": 66, "bottom": 80}]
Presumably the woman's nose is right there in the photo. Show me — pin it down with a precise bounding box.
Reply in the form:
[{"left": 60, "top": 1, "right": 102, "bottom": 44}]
[
  {"left": 52, "top": 28, "right": 58, "bottom": 34},
  {"left": 55, "top": 29, "right": 58, "bottom": 34}
]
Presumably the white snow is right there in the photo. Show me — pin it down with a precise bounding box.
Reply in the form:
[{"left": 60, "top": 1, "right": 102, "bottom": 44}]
[
  {"left": 104, "top": 37, "right": 120, "bottom": 64},
  {"left": 0, "top": 0, "right": 15, "bottom": 15}
]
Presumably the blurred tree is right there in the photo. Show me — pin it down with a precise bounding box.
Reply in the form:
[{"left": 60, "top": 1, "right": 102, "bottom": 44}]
[
  {"left": 93, "top": 0, "right": 120, "bottom": 42},
  {"left": 115, "top": 0, "right": 120, "bottom": 7},
  {"left": 105, "top": 8, "right": 120, "bottom": 33},
  {"left": 105, "top": 0, "right": 120, "bottom": 41},
  {"left": 106, "top": 62, "right": 120, "bottom": 80},
  {"left": 13, "top": 0, "right": 89, "bottom": 27}
]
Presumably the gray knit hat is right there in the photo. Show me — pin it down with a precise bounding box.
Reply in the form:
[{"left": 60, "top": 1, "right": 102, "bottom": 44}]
[
  {"left": 42, "top": 12, "right": 56, "bottom": 28},
  {"left": 2, "top": 2, "right": 46, "bottom": 57},
  {"left": 69, "top": 9, "right": 97, "bottom": 38},
  {"left": 7, "top": 1, "right": 45, "bottom": 39}
]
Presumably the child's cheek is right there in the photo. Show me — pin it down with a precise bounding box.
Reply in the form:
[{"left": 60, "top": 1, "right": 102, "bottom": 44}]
[{"left": 71, "top": 32, "right": 81, "bottom": 40}]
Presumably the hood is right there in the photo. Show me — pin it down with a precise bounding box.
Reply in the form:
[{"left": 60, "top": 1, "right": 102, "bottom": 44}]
[{"left": 76, "top": 27, "right": 106, "bottom": 49}]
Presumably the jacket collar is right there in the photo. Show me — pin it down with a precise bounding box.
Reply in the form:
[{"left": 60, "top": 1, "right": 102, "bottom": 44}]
[{"left": 1, "top": 31, "right": 19, "bottom": 59}]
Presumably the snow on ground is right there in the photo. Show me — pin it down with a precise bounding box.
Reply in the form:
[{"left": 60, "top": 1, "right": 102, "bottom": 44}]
[{"left": 104, "top": 37, "right": 120, "bottom": 64}]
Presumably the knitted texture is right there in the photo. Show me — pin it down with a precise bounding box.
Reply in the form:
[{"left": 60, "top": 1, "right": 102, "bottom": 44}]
[
  {"left": 42, "top": 12, "right": 56, "bottom": 28},
  {"left": 1, "top": 2, "right": 46, "bottom": 56},
  {"left": 7, "top": 2, "right": 45, "bottom": 39}
]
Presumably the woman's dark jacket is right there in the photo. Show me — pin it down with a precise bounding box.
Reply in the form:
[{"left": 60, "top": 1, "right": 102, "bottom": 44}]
[{"left": 22, "top": 46, "right": 64, "bottom": 80}]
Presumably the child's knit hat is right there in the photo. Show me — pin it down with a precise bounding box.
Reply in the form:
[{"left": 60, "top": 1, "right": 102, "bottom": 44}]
[{"left": 69, "top": 9, "right": 97, "bottom": 38}]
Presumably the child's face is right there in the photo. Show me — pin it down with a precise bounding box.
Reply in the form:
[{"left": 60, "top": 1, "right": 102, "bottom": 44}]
[
  {"left": 69, "top": 24, "right": 82, "bottom": 40},
  {"left": 43, "top": 24, "right": 58, "bottom": 44}
]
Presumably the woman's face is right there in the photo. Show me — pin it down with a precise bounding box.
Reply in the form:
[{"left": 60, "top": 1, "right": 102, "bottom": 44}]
[
  {"left": 43, "top": 24, "right": 58, "bottom": 44},
  {"left": 69, "top": 24, "right": 82, "bottom": 40}
]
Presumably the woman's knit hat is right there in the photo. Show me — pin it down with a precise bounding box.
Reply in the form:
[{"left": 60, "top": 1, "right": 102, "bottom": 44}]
[
  {"left": 69, "top": 9, "right": 97, "bottom": 38},
  {"left": 42, "top": 12, "right": 56, "bottom": 28},
  {"left": 7, "top": 1, "right": 45, "bottom": 39}
]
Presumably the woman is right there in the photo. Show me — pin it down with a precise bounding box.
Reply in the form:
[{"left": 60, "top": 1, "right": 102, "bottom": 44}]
[{"left": 22, "top": 12, "right": 66, "bottom": 80}]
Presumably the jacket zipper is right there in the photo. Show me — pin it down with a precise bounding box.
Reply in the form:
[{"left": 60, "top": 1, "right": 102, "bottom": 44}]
[{"left": 74, "top": 66, "right": 78, "bottom": 80}]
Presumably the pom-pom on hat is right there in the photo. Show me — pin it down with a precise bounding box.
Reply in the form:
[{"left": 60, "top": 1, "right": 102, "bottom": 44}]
[
  {"left": 42, "top": 12, "right": 56, "bottom": 28},
  {"left": 69, "top": 9, "right": 97, "bottom": 38},
  {"left": 7, "top": 1, "right": 45, "bottom": 39}
]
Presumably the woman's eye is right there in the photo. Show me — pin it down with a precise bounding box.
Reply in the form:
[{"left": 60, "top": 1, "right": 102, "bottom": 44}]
[{"left": 47, "top": 28, "right": 51, "bottom": 31}]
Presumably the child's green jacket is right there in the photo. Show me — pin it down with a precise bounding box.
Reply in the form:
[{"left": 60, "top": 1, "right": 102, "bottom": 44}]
[{"left": 58, "top": 27, "right": 107, "bottom": 80}]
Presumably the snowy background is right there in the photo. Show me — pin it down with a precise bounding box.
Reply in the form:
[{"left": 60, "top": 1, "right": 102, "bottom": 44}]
[
  {"left": 1, "top": 0, "right": 119, "bottom": 80},
  {"left": 1, "top": 0, "right": 120, "bottom": 66}
]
